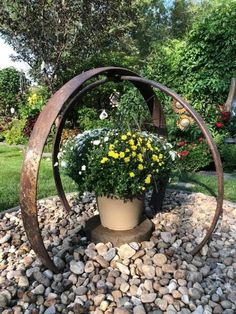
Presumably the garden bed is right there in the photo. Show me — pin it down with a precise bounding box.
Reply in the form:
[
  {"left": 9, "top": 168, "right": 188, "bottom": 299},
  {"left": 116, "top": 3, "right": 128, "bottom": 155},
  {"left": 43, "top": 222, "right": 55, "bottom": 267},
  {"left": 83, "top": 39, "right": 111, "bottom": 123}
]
[{"left": 0, "top": 191, "right": 236, "bottom": 313}]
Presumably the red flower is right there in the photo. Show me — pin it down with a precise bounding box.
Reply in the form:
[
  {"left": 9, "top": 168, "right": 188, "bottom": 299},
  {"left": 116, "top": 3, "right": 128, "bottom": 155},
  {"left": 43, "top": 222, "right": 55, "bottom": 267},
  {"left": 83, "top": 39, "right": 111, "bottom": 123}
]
[
  {"left": 215, "top": 121, "right": 224, "bottom": 128},
  {"left": 179, "top": 150, "right": 189, "bottom": 157},
  {"left": 221, "top": 111, "right": 230, "bottom": 121},
  {"left": 177, "top": 141, "right": 187, "bottom": 147}
]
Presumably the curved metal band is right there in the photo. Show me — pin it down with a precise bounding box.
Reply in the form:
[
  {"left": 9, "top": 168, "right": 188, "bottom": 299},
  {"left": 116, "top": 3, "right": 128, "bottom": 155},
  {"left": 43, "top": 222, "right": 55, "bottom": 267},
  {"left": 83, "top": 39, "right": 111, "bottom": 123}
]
[
  {"left": 20, "top": 67, "right": 165, "bottom": 272},
  {"left": 121, "top": 75, "right": 224, "bottom": 254},
  {"left": 20, "top": 67, "right": 223, "bottom": 272}
]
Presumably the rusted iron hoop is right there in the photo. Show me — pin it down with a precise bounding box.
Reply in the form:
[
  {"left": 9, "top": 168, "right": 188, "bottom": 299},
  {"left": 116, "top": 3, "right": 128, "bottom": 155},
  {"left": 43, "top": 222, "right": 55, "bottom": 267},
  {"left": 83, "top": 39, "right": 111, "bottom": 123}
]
[
  {"left": 20, "top": 67, "right": 165, "bottom": 272},
  {"left": 20, "top": 67, "right": 223, "bottom": 272},
  {"left": 121, "top": 75, "right": 224, "bottom": 255}
]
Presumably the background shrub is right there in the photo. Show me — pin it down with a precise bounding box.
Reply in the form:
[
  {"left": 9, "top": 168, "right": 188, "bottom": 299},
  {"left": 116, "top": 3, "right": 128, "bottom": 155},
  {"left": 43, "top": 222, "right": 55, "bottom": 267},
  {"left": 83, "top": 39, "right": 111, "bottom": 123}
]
[{"left": 3, "top": 119, "right": 27, "bottom": 145}]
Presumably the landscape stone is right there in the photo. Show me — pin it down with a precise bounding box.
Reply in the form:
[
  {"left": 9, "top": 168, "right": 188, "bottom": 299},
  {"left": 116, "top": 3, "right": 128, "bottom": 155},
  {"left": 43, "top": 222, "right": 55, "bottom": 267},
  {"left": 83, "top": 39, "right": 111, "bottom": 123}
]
[
  {"left": 69, "top": 260, "right": 85, "bottom": 274},
  {"left": 118, "top": 244, "right": 136, "bottom": 259},
  {"left": 0, "top": 191, "right": 236, "bottom": 314}
]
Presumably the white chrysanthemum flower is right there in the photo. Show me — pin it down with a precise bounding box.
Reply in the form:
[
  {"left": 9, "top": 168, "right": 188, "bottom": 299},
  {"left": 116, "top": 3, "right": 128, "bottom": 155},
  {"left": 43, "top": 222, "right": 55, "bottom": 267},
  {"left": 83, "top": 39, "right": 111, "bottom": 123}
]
[
  {"left": 93, "top": 140, "right": 100, "bottom": 145},
  {"left": 81, "top": 165, "right": 86, "bottom": 171},
  {"left": 54, "top": 162, "right": 58, "bottom": 167},
  {"left": 104, "top": 136, "right": 109, "bottom": 142}
]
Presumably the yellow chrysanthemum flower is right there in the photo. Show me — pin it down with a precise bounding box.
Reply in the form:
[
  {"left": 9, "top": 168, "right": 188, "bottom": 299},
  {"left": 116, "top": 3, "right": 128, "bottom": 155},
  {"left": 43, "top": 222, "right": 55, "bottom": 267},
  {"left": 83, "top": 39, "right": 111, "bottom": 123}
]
[
  {"left": 108, "top": 151, "right": 119, "bottom": 159},
  {"left": 131, "top": 145, "right": 137, "bottom": 151},
  {"left": 138, "top": 164, "right": 144, "bottom": 170},
  {"left": 152, "top": 154, "right": 159, "bottom": 162},
  {"left": 100, "top": 157, "right": 108, "bottom": 164},
  {"left": 119, "top": 152, "right": 125, "bottom": 158},
  {"left": 145, "top": 175, "right": 151, "bottom": 184},
  {"left": 121, "top": 135, "right": 127, "bottom": 141},
  {"left": 124, "top": 157, "right": 130, "bottom": 163},
  {"left": 146, "top": 142, "right": 153, "bottom": 151},
  {"left": 127, "top": 131, "right": 131, "bottom": 136},
  {"left": 137, "top": 153, "right": 143, "bottom": 162},
  {"left": 129, "top": 172, "right": 135, "bottom": 177},
  {"left": 159, "top": 153, "right": 163, "bottom": 159},
  {"left": 132, "top": 152, "right": 136, "bottom": 157},
  {"left": 129, "top": 139, "right": 135, "bottom": 146},
  {"left": 109, "top": 144, "right": 114, "bottom": 150},
  {"left": 125, "top": 148, "right": 130, "bottom": 153}
]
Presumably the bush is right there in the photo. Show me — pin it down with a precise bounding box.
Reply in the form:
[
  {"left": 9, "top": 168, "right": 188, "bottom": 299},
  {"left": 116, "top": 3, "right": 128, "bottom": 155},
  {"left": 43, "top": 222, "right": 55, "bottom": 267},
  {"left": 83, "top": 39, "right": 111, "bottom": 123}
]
[
  {"left": 220, "top": 144, "right": 236, "bottom": 171},
  {"left": 0, "top": 116, "right": 12, "bottom": 141},
  {"left": 19, "top": 85, "right": 49, "bottom": 120},
  {"left": 176, "top": 141, "right": 212, "bottom": 173},
  {"left": 3, "top": 119, "right": 27, "bottom": 145},
  {"left": 0, "top": 67, "right": 28, "bottom": 116}
]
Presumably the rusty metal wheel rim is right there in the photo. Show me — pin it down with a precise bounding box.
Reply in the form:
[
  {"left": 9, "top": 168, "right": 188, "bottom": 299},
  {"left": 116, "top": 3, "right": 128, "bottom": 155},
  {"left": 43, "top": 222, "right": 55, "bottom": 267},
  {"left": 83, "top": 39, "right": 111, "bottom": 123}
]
[{"left": 20, "top": 67, "right": 223, "bottom": 272}]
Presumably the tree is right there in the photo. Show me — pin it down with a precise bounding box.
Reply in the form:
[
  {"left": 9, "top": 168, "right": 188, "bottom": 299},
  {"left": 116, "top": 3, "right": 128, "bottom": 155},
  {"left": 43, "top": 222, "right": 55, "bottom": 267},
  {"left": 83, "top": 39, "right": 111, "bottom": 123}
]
[
  {"left": 130, "top": 0, "right": 169, "bottom": 58},
  {"left": 169, "top": 0, "right": 194, "bottom": 38},
  {"left": 146, "top": 0, "right": 236, "bottom": 110},
  {"left": 0, "top": 67, "right": 28, "bottom": 116},
  {"left": 0, "top": 0, "right": 138, "bottom": 91}
]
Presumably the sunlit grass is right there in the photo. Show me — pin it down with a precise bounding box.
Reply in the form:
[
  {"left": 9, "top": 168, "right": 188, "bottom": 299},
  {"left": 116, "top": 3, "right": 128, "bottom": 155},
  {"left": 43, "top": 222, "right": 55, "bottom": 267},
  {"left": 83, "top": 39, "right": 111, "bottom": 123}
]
[
  {"left": 0, "top": 144, "right": 76, "bottom": 211},
  {"left": 0, "top": 144, "right": 235, "bottom": 211}
]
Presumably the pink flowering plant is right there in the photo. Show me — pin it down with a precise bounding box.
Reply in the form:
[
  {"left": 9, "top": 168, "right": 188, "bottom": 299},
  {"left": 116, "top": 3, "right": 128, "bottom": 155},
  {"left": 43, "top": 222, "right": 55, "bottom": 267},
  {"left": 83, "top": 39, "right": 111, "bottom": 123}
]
[{"left": 59, "top": 128, "right": 177, "bottom": 199}]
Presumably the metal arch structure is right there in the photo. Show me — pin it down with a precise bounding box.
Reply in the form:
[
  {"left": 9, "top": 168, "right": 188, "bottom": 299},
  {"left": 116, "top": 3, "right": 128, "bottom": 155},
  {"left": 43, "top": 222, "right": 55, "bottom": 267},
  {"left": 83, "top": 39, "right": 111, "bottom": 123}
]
[{"left": 20, "top": 67, "right": 224, "bottom": 272}]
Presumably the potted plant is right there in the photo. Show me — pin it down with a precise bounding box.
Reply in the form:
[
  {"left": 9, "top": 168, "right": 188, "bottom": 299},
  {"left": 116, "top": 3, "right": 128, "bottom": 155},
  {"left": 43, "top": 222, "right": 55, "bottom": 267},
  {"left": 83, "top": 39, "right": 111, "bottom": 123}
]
[{"left": 58, "top": 128, "right": 176, "bottom": 230}]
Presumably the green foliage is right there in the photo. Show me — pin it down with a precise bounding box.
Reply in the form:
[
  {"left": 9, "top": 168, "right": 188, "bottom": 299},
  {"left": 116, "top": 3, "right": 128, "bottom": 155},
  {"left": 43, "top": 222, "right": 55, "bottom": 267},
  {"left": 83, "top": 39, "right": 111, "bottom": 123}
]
[
  {"left": 144, "top": 0, "right": 236, "bottom": 172},
  {"left": 219, "top": 144, "right": 236, "bottom": 171},
  {"left": 146, "top": 0, "right": 236, "bottom": 117},
  {"left": 77, "top": 107, "right": 114, "bottom": 131},
  {"left": 170, "top": 0, "right": 193, "bottom": 39},
  {"left": 0, "top": 1, "right": 140, "bottom": 91},
  {"left": 59, "top": 129, "right": 176, "bottom": 198},
  {"left": 0, "top": 67, "right": 27, "bottom": 115},
  {"left": 3, "top": 118, "right": 27, "bottom": 145},
  {"left": 177, "top": 141, "right": 212, "bottom": 173},
  {"left": 116, "top": 86, "right": 152, "bottom": 130},
  {"left": 19, "top": 85, "right": 49, "bottom": 119}
]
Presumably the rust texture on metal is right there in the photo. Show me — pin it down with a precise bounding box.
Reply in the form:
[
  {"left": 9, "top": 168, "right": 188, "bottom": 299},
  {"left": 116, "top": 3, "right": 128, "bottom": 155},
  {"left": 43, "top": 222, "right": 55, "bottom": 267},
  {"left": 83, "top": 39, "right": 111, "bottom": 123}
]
[{"left": 20, "top": 67, "right": 224, "bottom": 272}]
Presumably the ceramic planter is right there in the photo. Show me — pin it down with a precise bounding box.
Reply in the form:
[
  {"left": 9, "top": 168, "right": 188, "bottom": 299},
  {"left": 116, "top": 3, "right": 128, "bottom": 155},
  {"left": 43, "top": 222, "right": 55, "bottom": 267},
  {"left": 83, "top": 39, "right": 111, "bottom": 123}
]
[{"left": 97, "top": 196, "right": 144, "bottom": 231}]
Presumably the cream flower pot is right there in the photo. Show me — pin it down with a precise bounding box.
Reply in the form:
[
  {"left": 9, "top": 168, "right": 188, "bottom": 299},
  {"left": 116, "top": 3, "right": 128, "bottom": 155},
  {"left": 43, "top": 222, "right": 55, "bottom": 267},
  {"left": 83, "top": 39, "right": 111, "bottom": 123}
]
[{"left": 97, "top": 196, "right": 144, "bottom": 231}]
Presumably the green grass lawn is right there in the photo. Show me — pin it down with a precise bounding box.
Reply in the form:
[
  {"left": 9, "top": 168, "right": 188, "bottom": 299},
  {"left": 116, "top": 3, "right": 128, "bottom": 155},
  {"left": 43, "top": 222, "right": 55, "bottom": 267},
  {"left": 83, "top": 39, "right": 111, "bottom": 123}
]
[
  {"left": 0, "top": 144, "right": 236, "bottom": 211},
  {"left": 0, "top": 144, "right": 76, "bottom": 211},
  {"left": 170, "top": 172, "right": 236, "bottom": 203}
]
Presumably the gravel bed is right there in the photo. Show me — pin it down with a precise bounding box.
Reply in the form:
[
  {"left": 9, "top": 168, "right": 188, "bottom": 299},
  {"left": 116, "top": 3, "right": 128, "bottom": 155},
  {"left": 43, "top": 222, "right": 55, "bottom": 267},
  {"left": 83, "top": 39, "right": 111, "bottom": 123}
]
[{"left": 0, "top": 191, "right": 236, "bottom": 314}]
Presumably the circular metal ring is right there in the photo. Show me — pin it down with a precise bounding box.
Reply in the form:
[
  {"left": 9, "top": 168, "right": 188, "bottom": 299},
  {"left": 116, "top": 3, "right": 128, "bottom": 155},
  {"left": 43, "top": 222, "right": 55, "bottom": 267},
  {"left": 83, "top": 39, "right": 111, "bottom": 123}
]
[{"left": 20, "top": 67, "right": 223, "bottom": 272}]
